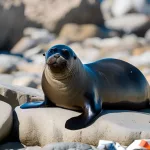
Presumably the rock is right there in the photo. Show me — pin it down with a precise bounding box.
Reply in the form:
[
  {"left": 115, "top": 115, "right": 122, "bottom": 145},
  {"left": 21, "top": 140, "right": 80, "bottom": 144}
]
[
  {"left": 12, "top": 76, "right": 39, "bottom": 88},
  {"left": 23, "top": 0, "right": 104, "bottom": 33},
  {"left": 128, "top": 50, "right": 150, "bottom": 67},
  {"left": 111, "top": 0, "right": 150, "bottom": 17},
  {"left": 43, "top": 142, "right": 96, "bottom": 150},
  {"left": 17, "top": 62, "right": 44, "bottom": 74},
  {"left": 0, "top": 142, "right": 25, "bottom": 150},
  {"left": 11, "top": 27, "right": 55, "bottom": 54},
  {"left": 100, "top": 0, "right": 113, "bottom": 20},
  {"left": 111, "top": 0, "right": 132, "bottom": 17},
  {"left": 0, "top": 82, "right": 44, "bottom": 109},
  {"left": 83, "top": 37, "right": 121, "bottom": 50},
  {"left": 145, "top": 29, "right": 150, "bottom": 43},
  {"left": 24, "top": 27, "right": 55, "bottom": 43},
  {"left": 120, "top": 34, "right": 140, "bottom": 50},
  {"left": 0, "top": 0, "right": 103, "bottom": 49},
  {"left": 23, "top": 46, "right": 44, "bottom": 58},
  {"left": 13, "top": 107, "right": 150, "bottom": 146},
  {"left": 11, "top": 37, "right": 37, "bottom": 54},
  {"left": 105, "top": 13, "right": 150, "bottom": 36},
  {"left": 141, "top": 68, "right": 150, "bottom": 76},
  {"left": 30, "top": 54, "right": 45, "bottom": 65},
  {"left": 12, "top": 72, "right": 41, "bottom": 88},
  {"left": 132, "top": 47, "right": 150, "bottom": 56},
  {"left": 106, "top": 50, "right": 130, "bottom": 60},
  {"left": 59, "top": 24, "right": 102, "bottom": 42},
  {"left": 0, "top": 74, "right": 14, "bottom": 84},
  {"left": 133, "top": 0, "right": 150, "bottom": 15},
  {"left": 13, "top": 71, "right": 42, "bottom": 79},
  {"left": 0, "top": 101, "right": 12, "bottom": 142},
  {"left": 0, "top": 55, "right": 26, "bottom": 73},
  {"left": 69, "top": 43, "right": 101, "bottom": 63}
]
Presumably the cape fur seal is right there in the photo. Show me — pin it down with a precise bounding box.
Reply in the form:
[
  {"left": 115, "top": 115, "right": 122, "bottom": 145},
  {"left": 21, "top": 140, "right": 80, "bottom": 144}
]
[{"left": 20, "top": 44, "right": 150, "bottom": 130}]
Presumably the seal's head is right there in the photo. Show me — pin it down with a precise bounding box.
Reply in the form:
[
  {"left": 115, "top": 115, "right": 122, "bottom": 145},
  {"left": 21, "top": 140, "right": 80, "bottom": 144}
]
[{"left": 43, "top": 45, "right": 77, "bottom": 74}]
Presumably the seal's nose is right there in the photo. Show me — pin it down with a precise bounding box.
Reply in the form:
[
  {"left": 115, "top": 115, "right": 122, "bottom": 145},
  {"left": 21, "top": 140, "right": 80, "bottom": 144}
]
[{"left": 54, "top": 54, "right": 60, "bottom": 58}]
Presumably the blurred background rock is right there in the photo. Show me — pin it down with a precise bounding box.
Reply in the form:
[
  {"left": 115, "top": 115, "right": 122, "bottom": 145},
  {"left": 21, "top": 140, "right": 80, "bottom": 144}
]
[{"left": 0, "top": 0, "right": 150, "bottom": 89}]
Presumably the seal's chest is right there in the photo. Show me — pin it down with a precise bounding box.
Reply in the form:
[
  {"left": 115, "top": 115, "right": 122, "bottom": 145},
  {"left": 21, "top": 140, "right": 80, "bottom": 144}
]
[{"left": 44, "top": 82, "right": 84, "bottom": 109}]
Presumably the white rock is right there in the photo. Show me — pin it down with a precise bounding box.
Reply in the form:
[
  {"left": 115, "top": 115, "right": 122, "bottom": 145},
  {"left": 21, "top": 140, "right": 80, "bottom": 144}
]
[
  {"left": 0, "top": 74, "right": 14, "bottom": 84},
  {"left": 69, "top": 43, "right": 101, "bottom": 63},
  {"left": 133, "top": 0, "right": 150, "bottom": 14},
  {"left": 111, "top": 0, "right": 132, "bottom": 17},
  {"left": 105, "top": 14, "right": 149, "bottom": 34},
  {"left": 0, "top": 55, "right": 26, "bottom": 73},
  {"left": 11, "top": 37, "right": 37, "bottom": 54},
  {"left": 23, "top": 46, "right": 44, "bottom": 58},
  {"left": 24, "top": 27, "right": 55, "bottom": 44},
  {"left": 12, "top": 76, "right": 39, "bottom": 88},
  {"left": 129, "top": 51, "right": 150, "bottom": 67},
  {"left": 30, "top": 54, "right": 45, "bottom": 65},
  {"left": 83, "top": 37, "right": 121, "bottom": 49}
]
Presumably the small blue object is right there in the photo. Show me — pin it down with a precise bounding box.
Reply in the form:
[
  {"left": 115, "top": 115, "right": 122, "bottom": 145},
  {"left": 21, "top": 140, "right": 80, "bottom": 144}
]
[{"left": 20, "top": 101, "right": 45, "bottom": 109}]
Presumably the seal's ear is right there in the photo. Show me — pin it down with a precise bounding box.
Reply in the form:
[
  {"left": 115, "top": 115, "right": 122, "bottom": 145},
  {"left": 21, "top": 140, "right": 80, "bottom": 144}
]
[
  {"left": 43, "top": 53, "right": 45, "bottom": 56},
  {"left": 74, "top": 56, "right": 77, "bottom": 60},
  {"left": 73, "top": 53, "right": 77, "bottom": 59}
]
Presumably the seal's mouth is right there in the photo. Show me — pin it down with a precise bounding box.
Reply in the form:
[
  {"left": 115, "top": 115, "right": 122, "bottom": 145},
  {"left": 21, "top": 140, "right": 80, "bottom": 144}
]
[{"left": 47, "top": 55, "right": 67, "bottom": 72}]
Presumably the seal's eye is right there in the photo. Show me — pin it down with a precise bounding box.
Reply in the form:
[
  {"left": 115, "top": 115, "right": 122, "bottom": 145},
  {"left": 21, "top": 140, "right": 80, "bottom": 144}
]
[
  {"left": 51, "top": 48, "right": 57, "bottom": 53},
  {"left": 62, "top": 49, "right": 69, "bottom": 56},
  {"left": 43, "top": 53, "right": 45, "bottom": 56}
]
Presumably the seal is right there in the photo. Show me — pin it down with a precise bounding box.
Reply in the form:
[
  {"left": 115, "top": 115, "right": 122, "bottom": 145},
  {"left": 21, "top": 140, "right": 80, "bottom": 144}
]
[{"left": 20, "top": 44, "right": 150, "bottom": 130}]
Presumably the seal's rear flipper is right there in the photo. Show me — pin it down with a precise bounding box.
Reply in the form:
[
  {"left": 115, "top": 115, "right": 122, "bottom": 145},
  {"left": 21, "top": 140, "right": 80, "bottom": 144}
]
[
  {"left": 20, "top": 101, "right": 46, "bottom": 109},
  {"left": 65, "top": 110, "right": 102, "bottom": 130},
  {"left": 65, "top": 99, "right": 102, "bottom": 130}
]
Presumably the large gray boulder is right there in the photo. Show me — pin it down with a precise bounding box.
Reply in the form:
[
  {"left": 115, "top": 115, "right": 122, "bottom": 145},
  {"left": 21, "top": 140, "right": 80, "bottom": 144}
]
[
  {"left": 13, "top": 107, "right": 150, "bottom": 147},
  {"left": 0, "top": 101, "right": 12, "bottom": 142},
  {"left": 0, "top": 0, "right": 103, "bottom": 49}
]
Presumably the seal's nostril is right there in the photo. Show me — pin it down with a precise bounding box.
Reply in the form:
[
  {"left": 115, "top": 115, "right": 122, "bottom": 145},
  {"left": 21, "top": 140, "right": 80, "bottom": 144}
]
[{"left": 54, "top": 54, "right": 60, "bottom": 58}]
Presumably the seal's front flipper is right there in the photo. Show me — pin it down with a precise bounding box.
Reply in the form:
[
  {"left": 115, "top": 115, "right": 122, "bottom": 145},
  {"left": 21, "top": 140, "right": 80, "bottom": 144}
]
[
  {"left": 65, "top": 103, "right": 102, "bottom": 130},
  {"left": 20, "top": 96, "right": 56, "bottom": 109},
  {"left": 20, "top": 101, "right": 46, "bottom": 109}
]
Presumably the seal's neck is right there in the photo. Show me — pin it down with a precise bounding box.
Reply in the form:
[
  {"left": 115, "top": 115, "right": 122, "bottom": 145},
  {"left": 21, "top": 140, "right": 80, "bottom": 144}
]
[{"left": 44, "top": 58, "right": 86, "bottom": 83}]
